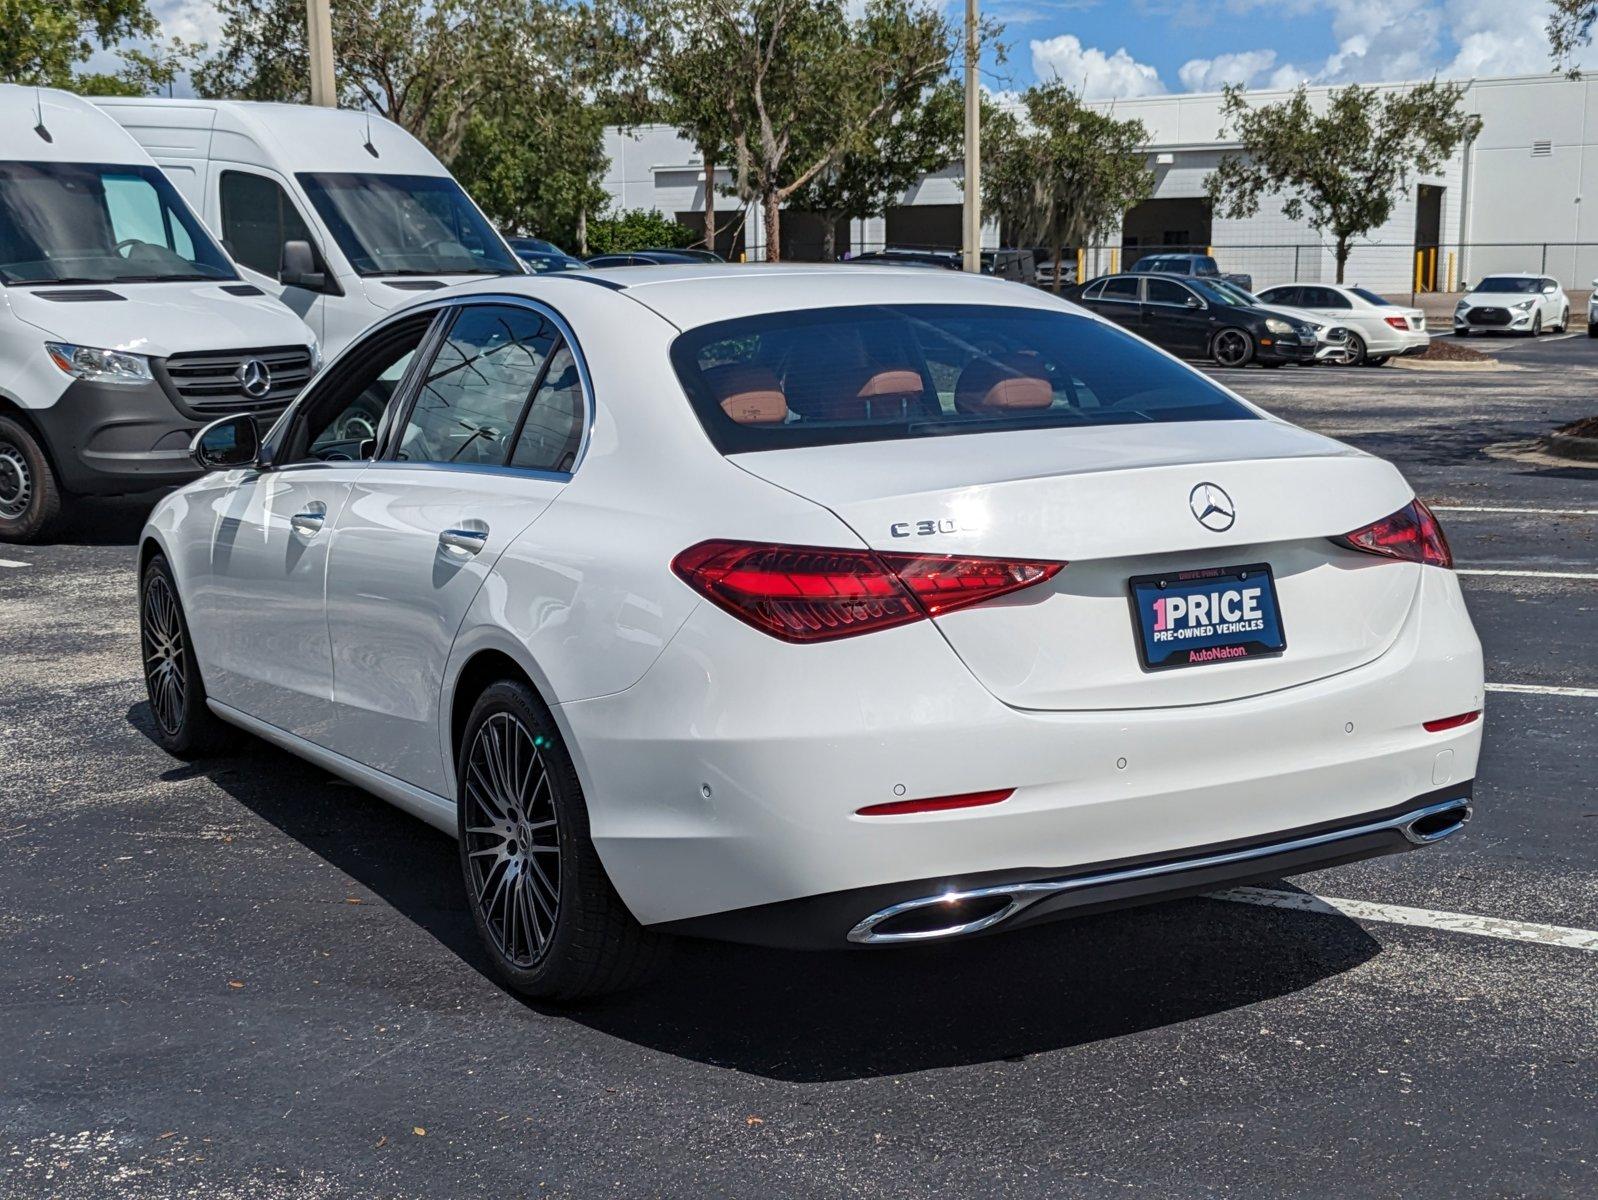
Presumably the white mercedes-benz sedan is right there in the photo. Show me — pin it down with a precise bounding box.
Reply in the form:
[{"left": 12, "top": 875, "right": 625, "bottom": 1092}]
[{"left": 138, "top": 266, "right": 1484, "bottom": 999}]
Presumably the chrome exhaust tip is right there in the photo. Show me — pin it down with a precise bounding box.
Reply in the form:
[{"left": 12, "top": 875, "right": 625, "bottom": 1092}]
[
  {"left": 1400, "top": 797, "right": 1472, "bottom": 844},
  {"left": 847, "top": 887, "right": 1033, "bottom": 945}
]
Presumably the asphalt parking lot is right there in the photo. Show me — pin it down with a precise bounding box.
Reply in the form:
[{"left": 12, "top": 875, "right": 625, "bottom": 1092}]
[{"left": 2, "top": 338, "right": 1595, "bottom": 1199}]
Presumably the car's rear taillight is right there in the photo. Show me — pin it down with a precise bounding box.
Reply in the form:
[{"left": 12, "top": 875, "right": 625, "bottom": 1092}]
[
  {"left": 1332, "top": 500, "right": 1452, "bottom": 568},
  {"left": 1384, "top": 315, "right": 1410, "bottom": 330},
  {"left": 671, "top": 540, "right": 1064, "bottom": 643}
]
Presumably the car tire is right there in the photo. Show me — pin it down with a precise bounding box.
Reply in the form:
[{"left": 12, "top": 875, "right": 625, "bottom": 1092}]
[
  {"left": 0, "top": 415, "right": 64, "bottom": 545},
  {"left": 1211, "top": 328, "right": 1254, "bottom": 368},
  {"left": 140, "top": 555, "right": 237, "bottom": 759},
  {"left": 1343, "top": 331, "right": 1367, "bottom": 366},
  {"left": 1588, "top": 321, "right": 1597, "bottom": 339},
  {"left": 456, "top": 679, "right": 671, "bottom": 1002},
  {"left": 1528, "top": 313, "right": 1542, "bottom": 338},
  {"left": 1364, "top": 356, "right": 1392, "bottom": 368},
  {"left": 1557, "top": 308, "right": 1569, "bottom": 334}
]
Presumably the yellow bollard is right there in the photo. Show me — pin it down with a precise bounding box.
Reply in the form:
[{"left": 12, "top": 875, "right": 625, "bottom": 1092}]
[
  {"left": 1446, "top": 251, "right": 1456, "bottom": 292},
  {"left": 1110, "top": 248, "right": 1120, "bottom": 274},
  {"left": 1414, "top": 250, "right": 1423, "bottom": 294},
  {"left": 1076, "top": 246, "right": 1085, "bottom": 283}
]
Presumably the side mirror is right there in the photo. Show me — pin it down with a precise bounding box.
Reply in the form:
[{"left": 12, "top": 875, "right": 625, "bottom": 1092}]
[
  {"left": 1184, "top": 296, "right": 1201, "bottom": 308},
  {"left": 280, "top": 239, "right": 328, "bottom": 291},
  {"left": 191, "top": 414, "right": 261, "bottom": 471}
]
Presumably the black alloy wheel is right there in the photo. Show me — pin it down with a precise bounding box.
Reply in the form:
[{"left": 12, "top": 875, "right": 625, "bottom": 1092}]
[{"left": 139, "top": 556, "right": 235, "bottom": 757}]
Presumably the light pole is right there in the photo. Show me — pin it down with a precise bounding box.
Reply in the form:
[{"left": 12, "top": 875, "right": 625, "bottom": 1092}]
[
  {"left": 961, "top": 0, "right": 980, "bottom": 273},
  {"left": 307, "top": 0, "right": 336, "bottom": 107}
]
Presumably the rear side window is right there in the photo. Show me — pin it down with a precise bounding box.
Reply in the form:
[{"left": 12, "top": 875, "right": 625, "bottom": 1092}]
[
  {"left": 220, "top": 171, "right": 317, "bottom": 279},
  {"left": 670, "top": 304, "right": 1257, "bottom": 454},
  {"left": 1100, "top": 276, "right": 1139, "bottom": 300},
  {"left": 397, "top": 305, "right": 557, "bottom": 466}
]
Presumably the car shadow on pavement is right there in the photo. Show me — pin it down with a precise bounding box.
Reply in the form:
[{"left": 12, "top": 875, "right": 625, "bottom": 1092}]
[
  {"left": 51, "top": 496, "right": 157, "bottom": 546},
  {"left": 129, "top": 703, "right": 1383, "bottom": 1084}
]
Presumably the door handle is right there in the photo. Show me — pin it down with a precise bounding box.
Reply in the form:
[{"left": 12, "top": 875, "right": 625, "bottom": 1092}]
[
  {"left": 290, "top": 501, "right": 327, "bottom": 536},
  {"left": 439, "top": 527, "right": 489, "bottom": 554}
]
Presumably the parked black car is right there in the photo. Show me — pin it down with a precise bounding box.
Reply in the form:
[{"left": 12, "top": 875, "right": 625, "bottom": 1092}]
[
  {"left": 640, "top": 246, "right": 724, "bottom": 263},
  {"left": 846, "top": 247, "right": 1036, "bottom": 282},
  {"left": 506, "top": 237, "right": 589, "bottom": 273},
  {"left": 1126, "top": 252, "right": 1252, "bottom": 293},
  {"left": 1066, "top": 273, "right": 1319, "bottom": 368},
  {"left": 585, "top": 250, "right": 705, "bottom": 267}
]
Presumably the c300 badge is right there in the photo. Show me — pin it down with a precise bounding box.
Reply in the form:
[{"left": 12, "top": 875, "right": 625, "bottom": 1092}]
[{"left": 889, "top": 518, "right": 960, "bottom": 538}]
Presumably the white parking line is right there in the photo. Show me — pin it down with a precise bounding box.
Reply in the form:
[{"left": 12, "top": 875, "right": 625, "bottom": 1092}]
[
  {"left": 1486, "top": 681, "right": 1598, "bottom": 698},
  {"left": 1209, "top": 886, "right": 1598, "bottom": 952},
  {"left": 0, "top": 559, "right": 29, "bottom": 569},
  {"left": 1432, "top": 505, "right": 1598, "bottom": 517},
  {"left": 1456, "top": 568, "right": 1598, "bottom": 580}
]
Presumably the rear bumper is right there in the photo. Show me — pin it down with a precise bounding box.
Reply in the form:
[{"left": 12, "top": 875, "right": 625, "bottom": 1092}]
[
  {"left": 664, "top": 787, "right": 1472, "bottom": 948},
  {"left": 561, "top": 566, "right": 1484, "bottom": 936}
]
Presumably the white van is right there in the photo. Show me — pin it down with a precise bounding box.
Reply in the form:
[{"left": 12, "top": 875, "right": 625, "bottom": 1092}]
[
  {"left": 0, "top": 86, "right": 317, "bottom": 542},
  {"left": 94, "top": 98, "right": 525, "bottom": 358}
]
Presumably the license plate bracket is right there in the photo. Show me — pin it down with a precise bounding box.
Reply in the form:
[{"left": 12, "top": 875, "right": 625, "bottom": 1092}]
[{"left": 1128, "top": 562, "right": 1287, "bottom": 671}]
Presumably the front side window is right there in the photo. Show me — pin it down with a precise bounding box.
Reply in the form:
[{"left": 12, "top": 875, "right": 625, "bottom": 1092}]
[
  {"left": 0, "top": 162, "right": 235, "bottom": 285},
  {"left": 670, "top": 304, "right": 1257, "bottom": 454},
  {"left": 1145, "top": 277, "right": 1192, "bottom": 305},
  {"left": 397, "top": 305, "right": 558, "bottom": 466},
  {"left": 220, "top": 170, "right": 318, "bottom": 279},
  {"left": 297, "top": 172, "right": 520, "bottom": 277}
]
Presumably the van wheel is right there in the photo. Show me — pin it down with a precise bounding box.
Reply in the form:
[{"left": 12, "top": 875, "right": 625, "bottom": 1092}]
[
  {"left": 0, "top": 416, "right": 63, "bottom": 544},
  {"left": 457, "top": 680, "right": 672, "bottom": 1002}
]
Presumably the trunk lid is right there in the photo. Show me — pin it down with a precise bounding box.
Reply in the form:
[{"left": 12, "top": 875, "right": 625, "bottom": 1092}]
[{"left": 733, "top": 420, "right": 1420, "bottom": 710}]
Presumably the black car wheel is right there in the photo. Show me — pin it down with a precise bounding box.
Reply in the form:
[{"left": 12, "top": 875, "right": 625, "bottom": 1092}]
[
  {"left": 457, "top": 679, "right": 671, "bottom": 1002},
  {"left": 1342, "top": 331, "right": 1367, "bottom": 366},
  {"left": 140, "top": 556, "right": 236, "bottom": 758},
  {"left": 1211, "top": 328, "right": 1254, "bottom": 368},
  {"left": 1528, "top": 313, "right": 1542, "bottom": 338},
  {"left": 0, "top": 415, "right": 63, "bottom": 544}
]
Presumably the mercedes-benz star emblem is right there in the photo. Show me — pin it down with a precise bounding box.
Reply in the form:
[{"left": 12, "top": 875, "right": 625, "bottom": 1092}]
[
  {"left": 1189, "top": 482, "right": 1236, "bottom": 532},
  {"left": 237, "top": 358, "right": 271, "bottom": 399}
]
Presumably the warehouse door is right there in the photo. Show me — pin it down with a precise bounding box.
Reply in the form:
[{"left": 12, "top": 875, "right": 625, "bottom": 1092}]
[{"left": 1414, "top": 185, "right": 1443, "bottom": 291}]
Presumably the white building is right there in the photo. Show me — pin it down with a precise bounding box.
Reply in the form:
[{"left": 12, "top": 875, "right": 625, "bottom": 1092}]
[{"left": 602, "top": 71, "right": 1598, "bottom": 291}]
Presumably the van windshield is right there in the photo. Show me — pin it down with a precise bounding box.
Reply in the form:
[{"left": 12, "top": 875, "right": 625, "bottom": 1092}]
[
  {"left": 298, "top": 172, "right": 520, "bottom": 277},
  {"left": 0, "top": 162, "right": 235, "bottom": 285},
  {"left": 670, "top": 304, "right": 1257, "bottom": 453}
]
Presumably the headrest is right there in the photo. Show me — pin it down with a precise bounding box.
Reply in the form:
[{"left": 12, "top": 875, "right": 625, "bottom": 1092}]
[
  {"left": 855, "top": 368, "right": 924, "bottom": 398},
  {"left": 705, "top": 363, "right": 789, "bottom": 426},
  {"left": 954, "top": 354, "right": 1053, "bottom": 414}
]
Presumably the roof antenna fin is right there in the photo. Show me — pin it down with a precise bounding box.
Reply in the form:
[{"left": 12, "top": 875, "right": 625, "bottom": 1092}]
[
  {"left": 33, "top": 86, "right": 53, "bottom": 143},
  {"left": 363, "top": 109, "right": 378, "bottom": 158}
]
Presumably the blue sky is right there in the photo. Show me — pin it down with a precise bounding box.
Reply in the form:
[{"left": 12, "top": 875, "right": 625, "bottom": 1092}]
[
  {"left": 120, "top": 0, "right": 1597, "bottom": 99},
  {"left": 979, "top": 0, "right": 1592, "bottom": 96}
]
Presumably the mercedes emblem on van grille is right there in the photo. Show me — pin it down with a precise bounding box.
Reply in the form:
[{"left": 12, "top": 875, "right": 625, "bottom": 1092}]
[
  {"left": 1189, "top": 482, "right": 1235, "bottom": 532},
  {"left": 237, "top": 358, "right": 272, "bottom": 398}
]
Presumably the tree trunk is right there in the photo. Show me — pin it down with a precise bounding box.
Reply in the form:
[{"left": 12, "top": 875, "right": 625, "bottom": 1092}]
[
  {"left": 703, "top": 150, "right": 716, "bottom": 253},
  {"left": 1335, "top": 236, "right": 1350, "bottom": 284},
  {"left": 576, "top": 205, "right": 587, "bottom": 258},
  {"left": 821, "top": 218, "right": 837, "bottom": 263},
  {"left": 763, "top": 189, "right": 781, "bottom": 262},
  {"left": 1051, "top": 239, "right": 1064, "bottom": 295}
]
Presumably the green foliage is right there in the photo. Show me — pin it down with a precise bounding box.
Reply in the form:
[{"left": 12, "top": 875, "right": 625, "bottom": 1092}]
[
  {"left": 789, "top": 78, "right": 961, "bottom": 259},
  {"left": 1206, "top": 82, "right": 1482, "bottom": 282},
  {"left": 586, "top": 209, "right": 697, "bottom": 253},
  {"left": 982, "top": 83, "right": 1153, "bottom": 292},
  {"left": 0, "top": 0, "right": 156, "bottom": 87},
  {"left": 646, "top": 0, "right": 971, "bottom": 260},
  {"left": 1549, "top": 1, "right": 1597, "bottom": 76}
]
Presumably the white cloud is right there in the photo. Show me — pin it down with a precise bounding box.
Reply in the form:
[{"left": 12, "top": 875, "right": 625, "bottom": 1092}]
[
  {"left": 1177, "top": 49, "right": 1279, "bottom": 92},
  {"left": 151, "top": 0, "right": 227, "bottom": 48},
  {"left": 1031, "top": 34, "right": 1167, "bottom": 98}
]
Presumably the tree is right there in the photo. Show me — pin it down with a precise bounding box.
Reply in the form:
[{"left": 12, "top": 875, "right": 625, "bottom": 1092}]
[
  {"left": 649, "top": 0, "right": 963, "bottom": 262},
  {"left": 0, "top": 0, "right": 154, "bottom": 87},
  {"left": 1549, "top": 1, "right": 1597, "bottom": 76},
  {"left": 789, "top": 79, "right": 960, "bottom": 260},
  {"left": 982, "top": 84, "right": 1153, "bottom": 293},
  {"left": 1206, "top": 82, "right": 1482, "bottom": 284}
]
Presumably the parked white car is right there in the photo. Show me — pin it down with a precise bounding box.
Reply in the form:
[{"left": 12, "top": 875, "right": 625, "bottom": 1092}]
[
  {"left": 139, "top": 266, "right": 1484, "bottom": 999},
  {"left": 1204, "top": 279, "right": 1352, "bottom": 364},
  {"left": 1453, "top": 274, "right": 1570, "bottom": 337},
  {"left": 1256, "top": 283, "right": 1428, "bottom": 366},
  {"left": 1588, "top": 279, "right": 1598, "bottom": 338}
]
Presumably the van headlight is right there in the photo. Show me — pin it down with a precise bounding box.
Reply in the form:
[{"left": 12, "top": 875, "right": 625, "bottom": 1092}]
[{"left": 45, "top": 342, "right": 154, "bottom": 386}]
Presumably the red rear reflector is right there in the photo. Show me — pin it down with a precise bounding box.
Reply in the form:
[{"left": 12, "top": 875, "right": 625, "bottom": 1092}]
[
  {"left": 1423, "top": 710, "right": 1481, "bottom": 732},
  {"left": 857, "top": 789, "right": 1014, "bottom": 817},
  {"left": 672, "top": 540, "right": 1063, "bottom": 642},
  {"left": 1332, "top": 499, "right": 1453, "bottom": 568},
  {"left": 1384, "top": 315, "right": 1409, "bottom": 330}
]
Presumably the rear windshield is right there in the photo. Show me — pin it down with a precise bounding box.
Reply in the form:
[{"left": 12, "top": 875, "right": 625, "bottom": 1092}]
[
  {"left": 669, "top": 304, "right": 1257, "bottom": 453},
  {"left": 1349, "top": 286, "right": 1391, "bottom": 306}
]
